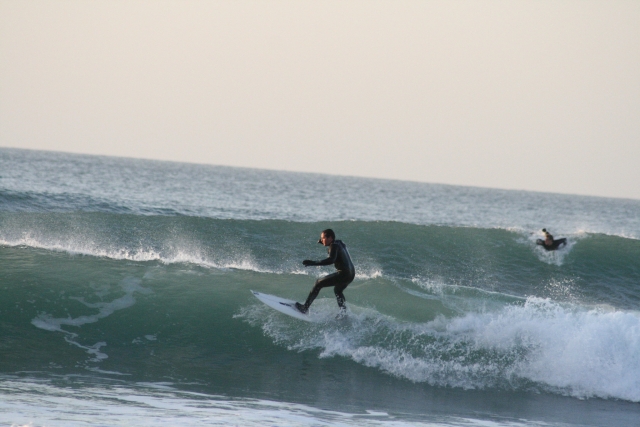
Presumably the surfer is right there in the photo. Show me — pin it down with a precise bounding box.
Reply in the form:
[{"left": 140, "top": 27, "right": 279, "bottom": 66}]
[
  {"left": 536, "top": 228, "right": 567, "bottom": 251},
  {"left": 295, "top": 229, "right": 355, "bottom": 315}
]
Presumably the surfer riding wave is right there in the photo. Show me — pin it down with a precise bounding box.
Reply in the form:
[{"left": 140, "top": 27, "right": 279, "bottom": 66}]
[{"left": 296, "top": 229, "right": 355, "bottom": 315}]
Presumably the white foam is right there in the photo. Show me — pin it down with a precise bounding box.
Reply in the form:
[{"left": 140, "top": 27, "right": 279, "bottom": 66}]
[
  {"left": 31, "top": 277, "right": 152, "bottom": 364},
  {"left": 0, "top": 233, "right": 278, "bottom": 273},
  {"left": 356, "top": 269, "right": 383, "bottom": 280},
  {"left": 2, "top": 233, "right": 392, "bottom": 285},
  {"left": 0, "top": 377, "right": 550, "bottom": 427},
  {"left": 240, "top": 297, "right": 640, "bottom": 403}
]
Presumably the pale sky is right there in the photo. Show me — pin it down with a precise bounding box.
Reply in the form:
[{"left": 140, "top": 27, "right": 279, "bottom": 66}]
[{"left": 1, "top": 0, "right": 639, "bottom": 199}]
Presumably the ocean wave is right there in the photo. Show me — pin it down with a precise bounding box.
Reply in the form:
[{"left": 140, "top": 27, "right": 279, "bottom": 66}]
[
  {"left": 3, "top": 231, "right": 640, "bottom": 405},
  {"left": 2, "top": 214, "right": 640, "bottom": 308}
]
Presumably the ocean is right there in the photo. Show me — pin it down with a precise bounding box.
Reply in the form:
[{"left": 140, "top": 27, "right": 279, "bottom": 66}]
[{"left": 1, "top": 147, "right": 639, "bottom": 427}]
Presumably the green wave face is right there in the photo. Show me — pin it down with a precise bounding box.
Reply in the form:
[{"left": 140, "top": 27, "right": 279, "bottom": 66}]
[{"left": 2, "top": 213, "right": 640, "bottom": 404}]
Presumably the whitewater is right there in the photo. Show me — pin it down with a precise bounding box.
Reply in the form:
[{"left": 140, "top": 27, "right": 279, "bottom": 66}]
[{"left": 1, "top": 147, "right": 640, "bottom": 427}]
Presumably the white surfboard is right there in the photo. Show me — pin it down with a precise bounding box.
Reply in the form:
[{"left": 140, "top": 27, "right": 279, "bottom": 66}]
[{"left": 251, "top": 290, "right": 315, "bottom": 322}]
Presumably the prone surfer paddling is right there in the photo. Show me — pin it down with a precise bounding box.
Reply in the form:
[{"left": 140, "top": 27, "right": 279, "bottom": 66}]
[
  {"left": 536, "top": 228, "right": 567, "bottom": 251},
  {"left": 296, "top": 229, "right": 355, "bottom": 316}
]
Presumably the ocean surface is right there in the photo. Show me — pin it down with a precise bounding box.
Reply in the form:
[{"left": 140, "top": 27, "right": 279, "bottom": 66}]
[{"left": 1, "top": 147, "right": 640, "bottom": 427}]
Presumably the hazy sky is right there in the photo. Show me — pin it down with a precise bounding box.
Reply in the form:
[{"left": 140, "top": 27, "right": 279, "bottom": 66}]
[{"left": 1, "top": 0, "right": 639, "bottom": 199}]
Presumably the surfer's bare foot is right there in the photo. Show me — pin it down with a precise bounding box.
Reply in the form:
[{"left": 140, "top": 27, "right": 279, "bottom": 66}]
[
  {"left": 295, "top": 302, "right": 308, "bottom": 314},
  {"left": 335, "top": 309, "right": 347, "bottom": 320}
]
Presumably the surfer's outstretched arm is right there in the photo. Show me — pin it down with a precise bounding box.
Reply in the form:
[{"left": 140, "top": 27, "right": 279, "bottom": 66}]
[{"left": 303, "top": 244, "right": 337, "bottom": 267}]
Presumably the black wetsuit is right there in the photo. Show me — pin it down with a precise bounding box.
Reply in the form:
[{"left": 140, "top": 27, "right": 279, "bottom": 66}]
[
  {"left": 536, "top": 237, "right": 567, "bottom": 251},
  {"left": 302, "top": 240, "right": 355, "bottom": 311}
]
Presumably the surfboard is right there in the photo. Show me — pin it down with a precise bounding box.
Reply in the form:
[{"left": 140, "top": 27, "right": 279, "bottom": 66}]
[{"left": 251, "top": 290, "right": 315, "bottom": 322}]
